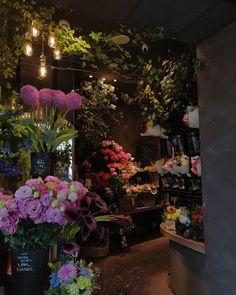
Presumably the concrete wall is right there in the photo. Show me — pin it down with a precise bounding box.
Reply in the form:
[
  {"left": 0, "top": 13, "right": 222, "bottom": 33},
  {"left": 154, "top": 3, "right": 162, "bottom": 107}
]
[{"left": 197, "top": 21, "right": 236, "bottom": 295}]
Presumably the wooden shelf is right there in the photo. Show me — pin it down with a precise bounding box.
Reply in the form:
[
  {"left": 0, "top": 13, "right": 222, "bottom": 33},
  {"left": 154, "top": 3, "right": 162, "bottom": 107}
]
[
  {"left": 133, "top": 203, "right": 165, "bottom": 213},
  {"left": 160, "top": 222, "right": 205, "bottom": 254}
]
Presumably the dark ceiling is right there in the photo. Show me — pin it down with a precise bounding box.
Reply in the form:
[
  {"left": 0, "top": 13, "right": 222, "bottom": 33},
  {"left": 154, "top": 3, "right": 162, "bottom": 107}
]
[{"left": 51, "top": 0, "right": 236, "bottom": 44}]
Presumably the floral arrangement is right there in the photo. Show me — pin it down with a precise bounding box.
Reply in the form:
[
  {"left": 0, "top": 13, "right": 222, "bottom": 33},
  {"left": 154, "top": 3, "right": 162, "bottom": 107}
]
[
  {"left": 125, "top": 184, "right": 157, "bottom": 195},
  {"left": 18, "top": 85, "right": 81, "bottom": 152},
  {"left": 89, "top": 140, "right": 139, "bottom": 201},
  {"left": 0, "top": 175, "right": 131, "bottom": 249},
  {"left": 163, "top": 205, "right": 191, "bottom": 225},
  {"left": 47, "top": 259, "right": 99, "bottom": 295}
]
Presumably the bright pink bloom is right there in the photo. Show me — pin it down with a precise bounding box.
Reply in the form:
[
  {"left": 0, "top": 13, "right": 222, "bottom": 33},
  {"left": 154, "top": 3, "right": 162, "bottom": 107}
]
[{"left": 39, "top": 88, "right": 53, "bottom": 107}]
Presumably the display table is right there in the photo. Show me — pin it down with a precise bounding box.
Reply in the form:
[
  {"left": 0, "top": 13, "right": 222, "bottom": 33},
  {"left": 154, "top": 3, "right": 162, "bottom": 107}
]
[{"left": 160, "top": 223, "right": 207, "bottom": 295}]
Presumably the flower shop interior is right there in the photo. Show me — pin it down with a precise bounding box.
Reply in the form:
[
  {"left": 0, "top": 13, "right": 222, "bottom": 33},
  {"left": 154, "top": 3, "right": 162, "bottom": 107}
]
[{"left": 0, "top": 1, "right": 236, "bottom": 295}]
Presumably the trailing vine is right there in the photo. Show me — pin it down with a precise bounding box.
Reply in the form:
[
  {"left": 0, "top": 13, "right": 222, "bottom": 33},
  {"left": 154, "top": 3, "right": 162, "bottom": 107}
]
[{"left": 0, "top": 0, "right": 53, "bottom": 100}]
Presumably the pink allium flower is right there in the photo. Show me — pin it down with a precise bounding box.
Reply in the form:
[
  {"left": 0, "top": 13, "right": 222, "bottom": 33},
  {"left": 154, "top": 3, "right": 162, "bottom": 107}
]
[
  {"left": 39, "top": 88, "right": 53, "bottom": 107},
  {"left": 66, "top": 91, "right": 82, "bottom": 110},
  {"left": 52, "top": 90, "right": 67, "bottom": 110},
  {"left": 15, "top": 185, "right": 32, "bottom": 199},
  {"left": 20, "top": 85, "right": 39, "bottom": 108},
  {"left": 57, "top": 263, "right": 77, "bottom": 283}
]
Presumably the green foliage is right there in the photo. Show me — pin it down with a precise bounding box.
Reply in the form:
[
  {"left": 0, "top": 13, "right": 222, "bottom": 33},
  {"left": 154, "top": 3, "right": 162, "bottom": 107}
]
[
  {"left": 3, "top": 221, "right": 61, "bottom": 250},
  {"left": 0, "top": 0, "right": 53, "bottom": 99},
  {"left": 76, "top": 81, "right": 120, "bottom": 165},
  {"left": 132, "top": 49, "right": 198, "bottom": 133}
]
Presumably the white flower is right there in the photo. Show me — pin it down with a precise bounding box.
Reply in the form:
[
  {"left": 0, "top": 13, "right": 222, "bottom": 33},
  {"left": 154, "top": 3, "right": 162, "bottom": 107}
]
[
  {"left": 68, "top": 192, "right": 78, "bottom": 202},
  {"left": 57, "top": 190, "right": 67, "bottom": 201}
]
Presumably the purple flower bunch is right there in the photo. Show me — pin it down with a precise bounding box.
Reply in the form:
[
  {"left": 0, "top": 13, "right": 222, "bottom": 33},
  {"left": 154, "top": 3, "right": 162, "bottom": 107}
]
[
  {"left": 48, "top": 259, "right": 99, "bottom": 294},
  {"left": 0, "top": 176, "right": 89, "bottom": 235},
  {"left": 20, "top": 85, "right": 82, "bottom": 111}
]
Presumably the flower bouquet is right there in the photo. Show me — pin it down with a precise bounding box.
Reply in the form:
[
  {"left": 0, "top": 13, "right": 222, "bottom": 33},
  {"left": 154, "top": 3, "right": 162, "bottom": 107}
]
[
  {"left": 47, "top": 259, "right": 99, "bottom": 295},
  {"left": 18, "top": 85, "right": 82, "bottom": 178}
]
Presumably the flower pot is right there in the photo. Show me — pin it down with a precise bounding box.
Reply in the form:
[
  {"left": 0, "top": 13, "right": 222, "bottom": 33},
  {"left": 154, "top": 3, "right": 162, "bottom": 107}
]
[
  {"left": 175, "top": 221, "right": 186, "bottom": 236},
  {"left": 11, "top": 248, "right": 49, "bottom": 295},
  {"left": 31, "top": 152, "right": 55, "bottom": 178}
]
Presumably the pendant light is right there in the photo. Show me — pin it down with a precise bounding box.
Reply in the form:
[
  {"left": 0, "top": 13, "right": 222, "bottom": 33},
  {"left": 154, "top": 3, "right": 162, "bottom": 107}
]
[{"left": 38, "top": 37, "right": 47, "bottom": 79}]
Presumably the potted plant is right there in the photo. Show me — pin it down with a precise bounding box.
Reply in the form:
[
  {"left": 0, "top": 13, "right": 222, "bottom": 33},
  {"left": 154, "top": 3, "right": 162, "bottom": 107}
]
[
  {"left": 47, "top": 259, "right": 100, "bottom": 295},
  {"left": 0, "top": 175, "right": 131, "bottom": 295},
  {"left": 18, "top": 85, "right": 81, "bottom": 178}
]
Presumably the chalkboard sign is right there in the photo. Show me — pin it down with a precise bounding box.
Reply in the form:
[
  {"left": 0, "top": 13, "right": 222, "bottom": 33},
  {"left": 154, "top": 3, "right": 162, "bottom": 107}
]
[
  {"left": 14, "top": 252, "right": 35, "bottom": 273},
  {"left": 137, "top": 137, "right": 160, "bottom": 167},
  {"left": 138, "top": 144, "right": 156, "bottom": 166},
  {"left": 31, "top": 152, "right": 54, "bottom": 178}
]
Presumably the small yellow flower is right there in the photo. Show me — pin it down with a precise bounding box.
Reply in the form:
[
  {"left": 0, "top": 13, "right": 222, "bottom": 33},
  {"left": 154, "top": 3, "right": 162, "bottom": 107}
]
[{"left": 167, "top": 205, "right": 176, "bottom": 213}]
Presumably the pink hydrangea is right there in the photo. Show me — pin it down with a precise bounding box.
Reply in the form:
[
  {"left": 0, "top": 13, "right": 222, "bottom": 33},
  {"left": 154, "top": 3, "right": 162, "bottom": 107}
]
[
  {"left": 20, "top": 85, "right": 39, "bottom": 108},
  {"left": 66, "top": 91, "right": 82, "bottom": 110},
  {"left": 39, "top": 88, "right": 53, "bottom": 107}
]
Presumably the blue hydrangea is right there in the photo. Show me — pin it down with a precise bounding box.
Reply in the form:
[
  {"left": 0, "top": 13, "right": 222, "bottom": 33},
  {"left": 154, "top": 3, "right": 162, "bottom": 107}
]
[
  {"left": 50, "top": 272, "right": 62, "bottom": 288},
  {"left": 80, "top": 267, "right": 91, "bottom": 279}
]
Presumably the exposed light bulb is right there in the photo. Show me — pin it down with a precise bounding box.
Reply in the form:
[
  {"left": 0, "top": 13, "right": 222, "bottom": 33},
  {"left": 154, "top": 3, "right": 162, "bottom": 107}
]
[
  {"left": 38, "top": 54, "right": 47, "bottom": 79},
  {"left": 53, "top": 47, "right": 62, "bottom": 60},
  {"left": 89, "top": 75, "right": 93, "bottom": 78},
  {"left": 39, "top": 65, "right": 47, "bottom": 79},
  {"left": 48, "top": 31, "right": 56, "bottom": 48},
  {"left": 31, "top": 20, "right": 40, "bottom": 38},
  {"left": 113, "top": 79, "right": 117, "bottom": 82},
  {"left": 24, "top": 41, "right": 33, "bottom": 56}
]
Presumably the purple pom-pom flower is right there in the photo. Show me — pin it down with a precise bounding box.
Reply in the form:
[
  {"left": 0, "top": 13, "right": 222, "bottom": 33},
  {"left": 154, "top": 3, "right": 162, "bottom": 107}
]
[
  {"left": 52, "top": 90, "right": 67, "bottom": 110},
  {"left": 39, "top": 88, "right": 53, "bottom": 107},
  {"left": 20, "top": 85, "right": 39, "bottom": 108},
  {"left": 66, "top": 91, "right": 82, "bottom": 110}
]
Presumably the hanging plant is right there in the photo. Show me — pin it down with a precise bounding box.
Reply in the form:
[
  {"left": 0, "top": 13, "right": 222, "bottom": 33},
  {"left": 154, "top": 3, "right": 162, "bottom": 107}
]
[{"left": 0, "top": 0, "right": 54, "bottom": 100}]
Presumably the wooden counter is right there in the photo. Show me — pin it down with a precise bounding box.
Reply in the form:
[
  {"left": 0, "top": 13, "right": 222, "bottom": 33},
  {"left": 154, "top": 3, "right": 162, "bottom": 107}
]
[{"left": 160, "top": 222, "right": 205, "bottom": 254}]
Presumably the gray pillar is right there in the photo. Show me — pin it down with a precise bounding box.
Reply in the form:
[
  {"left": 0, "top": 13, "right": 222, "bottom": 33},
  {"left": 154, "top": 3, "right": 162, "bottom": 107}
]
[{"left": 197, "top": 21, "right": 236, "bottom": 295}]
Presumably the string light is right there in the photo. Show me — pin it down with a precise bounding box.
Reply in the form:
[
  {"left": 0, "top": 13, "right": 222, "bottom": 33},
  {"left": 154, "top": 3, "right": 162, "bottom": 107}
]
[
  {"left": 31, "top": 20, "right": 40, "bottom": 38},
  {"left": 53, "top": 47, "right": 62, "bottom": 60},
  {"left": 38, "top": 54, "right": 47, "bottom": 79},
  {"left": 38, "top": 37, "right": 47, "bottom": 79},
  {"left": 23, "top": 32, "right": 33, "bottom": 56},
  {"left": 89, "top": 75, "right": 93, "bottom": 78},
  {"left": 48, "top": 31, "right": 56, "bottom": 48},
  {"left": 24, "top": 41, "right": 33, "bottom": 56},
  {"left": 113, "top": 79, "right": 117, "bottom": 82}
]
